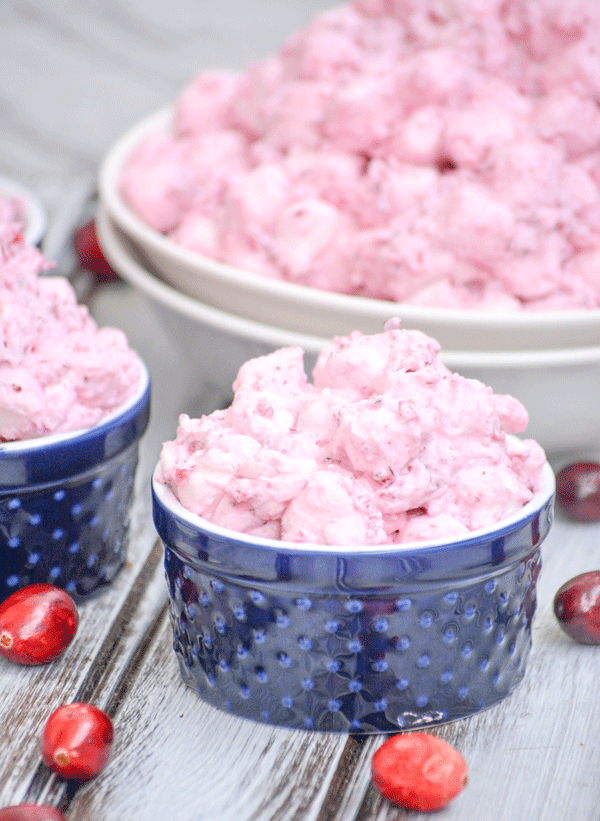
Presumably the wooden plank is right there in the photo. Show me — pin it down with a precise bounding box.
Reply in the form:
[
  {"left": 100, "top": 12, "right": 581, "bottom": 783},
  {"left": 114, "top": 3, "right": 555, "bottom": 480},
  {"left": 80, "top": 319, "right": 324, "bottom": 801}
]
[
  {"left": 65, "top": 615, "right": 351, "bottom": 821},
  {"left": 314, "top": 735, "right": 378, "bottom": 821}
]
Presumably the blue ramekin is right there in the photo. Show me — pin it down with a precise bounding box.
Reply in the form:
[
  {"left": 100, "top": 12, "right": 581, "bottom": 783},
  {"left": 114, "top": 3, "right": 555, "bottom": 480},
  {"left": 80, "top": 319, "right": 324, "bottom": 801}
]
[
  {"left": 0, "top": 360, "right": 150, "bottom": 602},
  {"left": 153, "top": 461, "right": 554, "bottom": 733}
]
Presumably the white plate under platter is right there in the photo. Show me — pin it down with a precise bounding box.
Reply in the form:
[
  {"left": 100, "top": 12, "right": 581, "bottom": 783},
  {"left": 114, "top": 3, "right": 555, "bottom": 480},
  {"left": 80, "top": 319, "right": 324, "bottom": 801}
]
[
  {"left": 0, "top": 175, "right": 47, "bottom": 245},
  {"left": 97, "top": 206, "right": 600, "bottom": 456},
  {"left": 99, "top": 107, "right": 600, "bottom": 353}
]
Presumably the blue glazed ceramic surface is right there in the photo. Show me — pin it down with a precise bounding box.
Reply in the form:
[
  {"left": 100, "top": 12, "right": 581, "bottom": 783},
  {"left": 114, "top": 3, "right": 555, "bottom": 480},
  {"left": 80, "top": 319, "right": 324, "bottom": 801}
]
[
  {"left": 153, "top": 462, "right": 554, "bottom": 733},
  {"left": 0, "top": 362, "right": 150, "bottom": 602}
]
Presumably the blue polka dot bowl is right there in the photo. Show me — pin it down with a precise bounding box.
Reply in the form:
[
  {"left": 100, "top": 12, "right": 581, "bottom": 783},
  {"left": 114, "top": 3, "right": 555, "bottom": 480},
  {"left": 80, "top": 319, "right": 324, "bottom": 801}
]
[
  {"left": 0, "top": 361, "right": 150, "bottom": 602},
  {"left": 152, "top": 461, "right": 554, "bottom": 733}
]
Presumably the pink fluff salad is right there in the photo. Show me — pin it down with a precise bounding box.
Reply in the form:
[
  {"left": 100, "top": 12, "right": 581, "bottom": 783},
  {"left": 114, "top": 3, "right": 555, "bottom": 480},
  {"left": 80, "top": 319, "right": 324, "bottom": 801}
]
[
  {"left": 121, "top": 0, "right": 600, "bottom": 311},
  {"left": 0, "top": 205, "right": 141, "bottom": 442},
  {"left": 157, "top": 323, "right": 546, "bottom": 546}
]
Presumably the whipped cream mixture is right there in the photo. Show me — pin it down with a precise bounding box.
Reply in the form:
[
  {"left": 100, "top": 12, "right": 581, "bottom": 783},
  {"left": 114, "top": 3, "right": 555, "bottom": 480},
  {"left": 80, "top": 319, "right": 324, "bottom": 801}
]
[
  {"left": 122, "top": 0, "right": 600, "bottom": 310},
  {"left": 0, "top": 205, "right": 141, "bottom": 441},
  {"left": 157, "top": 324, "right": 545, "bottom": 545}
]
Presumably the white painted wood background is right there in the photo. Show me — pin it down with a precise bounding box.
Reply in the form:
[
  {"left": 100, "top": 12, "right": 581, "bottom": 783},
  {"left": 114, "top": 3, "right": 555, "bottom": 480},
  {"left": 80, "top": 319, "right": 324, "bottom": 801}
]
[{"left": 2, "top": 2, "right": 600, "bottom": 819}]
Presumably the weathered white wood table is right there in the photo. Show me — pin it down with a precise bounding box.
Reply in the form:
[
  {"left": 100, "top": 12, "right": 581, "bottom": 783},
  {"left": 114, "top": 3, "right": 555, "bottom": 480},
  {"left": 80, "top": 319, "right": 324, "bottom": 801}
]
[{"left": 2, "top": 2, "right": 600, "bottom": 819}]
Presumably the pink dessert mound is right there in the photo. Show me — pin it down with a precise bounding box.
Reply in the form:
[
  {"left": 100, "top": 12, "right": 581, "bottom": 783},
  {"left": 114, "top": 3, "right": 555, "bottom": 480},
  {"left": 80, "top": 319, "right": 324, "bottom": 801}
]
[
  {"left": 0, "top": 202, "right": 141, "bottom": 441},
  {"left": 157, "top": 323, "right": 546, "bottom": 546},
  {"left": 121, "top": 0, "right": 600, "bottom": 311}
]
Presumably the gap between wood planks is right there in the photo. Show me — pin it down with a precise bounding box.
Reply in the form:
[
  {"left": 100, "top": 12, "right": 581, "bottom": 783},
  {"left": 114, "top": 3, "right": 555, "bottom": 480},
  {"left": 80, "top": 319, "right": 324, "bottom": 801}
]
[
  {"left": 313, "top": 734, "right": 372, "bottom": 821},
  {"left": 21, "top": 538, "right": 169, "bottom": 813}
]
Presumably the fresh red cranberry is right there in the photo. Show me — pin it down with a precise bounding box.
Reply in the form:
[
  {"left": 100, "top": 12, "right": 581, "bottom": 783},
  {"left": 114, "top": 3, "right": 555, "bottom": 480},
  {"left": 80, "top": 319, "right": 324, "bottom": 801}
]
[
  {"left": 41, "top": 703, "right": 113, "bottom": 781},
  {"left": 0, "top": 806, "right": 67, "bottom": 821},
  {"left": 372, "top": 732, "right": 467, "bottom": 812},
  {"left": 554, "top": 571, "right": 600, "bottom": 644},
  {"left": 73, "top": 219, "right": 118, "bottom": 281},
  {"left": 0, "top": 584, "right": 78, "bottom": 665},
  {"left": 555, "top": 461, "right": 600, "bottom": 522}
]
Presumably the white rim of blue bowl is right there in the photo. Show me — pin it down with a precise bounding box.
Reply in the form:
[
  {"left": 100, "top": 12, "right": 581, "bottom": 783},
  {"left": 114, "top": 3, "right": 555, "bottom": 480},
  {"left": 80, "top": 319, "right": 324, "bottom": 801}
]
[{"left": 152, "top": 459, "right": 555, "bottom": 555}]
